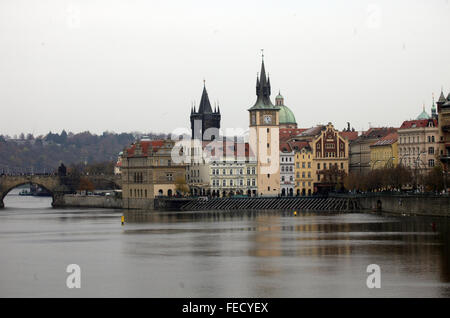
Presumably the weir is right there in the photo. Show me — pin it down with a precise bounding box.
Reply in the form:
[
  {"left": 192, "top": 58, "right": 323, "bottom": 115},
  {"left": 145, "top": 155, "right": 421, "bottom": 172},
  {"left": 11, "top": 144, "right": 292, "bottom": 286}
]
[{"left": 180, "top": 196, "right": 359, "bottom": 212}]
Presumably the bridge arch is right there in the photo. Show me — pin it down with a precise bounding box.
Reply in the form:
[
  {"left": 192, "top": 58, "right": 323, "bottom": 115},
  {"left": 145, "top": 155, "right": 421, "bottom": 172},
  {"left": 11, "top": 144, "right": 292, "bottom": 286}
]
[
  {"left": 0, "top": 175, "right": 62, "bottom": 208},
  {"left": 0, "top": 182, "right": 56, "bottom": 208}
]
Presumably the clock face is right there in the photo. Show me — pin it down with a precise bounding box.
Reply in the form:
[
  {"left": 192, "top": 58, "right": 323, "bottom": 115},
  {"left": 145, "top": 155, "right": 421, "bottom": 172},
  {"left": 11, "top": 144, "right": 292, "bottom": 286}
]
[{"left": 264, "top": 115, "right": 272, "bottom": 124}]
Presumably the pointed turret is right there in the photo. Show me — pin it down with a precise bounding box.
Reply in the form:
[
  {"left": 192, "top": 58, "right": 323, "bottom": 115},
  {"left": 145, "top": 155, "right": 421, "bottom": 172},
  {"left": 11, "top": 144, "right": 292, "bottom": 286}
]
[
  {"left": 190, "top": 81, "right": 221, "bottom": 141},
  {"left": 256, "top": 74, "right": 260, "bottom": 95},
  {"left": 431, "top": 93, "right": 437, "bottom": 119},
  {"left": 198, "top": 85, "right": 213, "bottom": 113},
  {"left": 275, "top": 90, "right": 284, "bottom": 106},
  {"left": 248, "top": 55, "right": 279, "bottom": 110},
  {"left": 438, "top": 90, "right": 447, "bottom": 104}
]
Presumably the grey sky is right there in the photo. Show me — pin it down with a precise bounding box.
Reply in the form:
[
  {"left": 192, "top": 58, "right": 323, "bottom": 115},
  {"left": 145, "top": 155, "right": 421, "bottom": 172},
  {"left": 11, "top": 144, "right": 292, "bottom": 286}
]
[{"left": 1, "top": 0, "right": 449, "bottom": 136}]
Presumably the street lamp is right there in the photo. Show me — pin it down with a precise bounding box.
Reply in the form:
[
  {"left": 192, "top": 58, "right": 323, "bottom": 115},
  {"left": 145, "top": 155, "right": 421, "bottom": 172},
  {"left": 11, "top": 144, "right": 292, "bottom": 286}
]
[
  {"left": 385, "top": 156, "right": 395, "bottom": 168},
  {"left": 399, "top": 154, "right": 409, "bottom": 166},
  {"left": 414, "top": 151, "right": 426, "bottom": 192},
  {"left": 371, "top": 159, "right": 384, "bottom": 170}
]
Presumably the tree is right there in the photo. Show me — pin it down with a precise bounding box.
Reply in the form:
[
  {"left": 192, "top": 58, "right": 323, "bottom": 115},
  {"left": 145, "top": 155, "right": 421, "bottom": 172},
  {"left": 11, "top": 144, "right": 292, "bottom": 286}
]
[
  {"left": 424, "top": 165, "right": 447, "bottom": 192},
  {"left": 175, "top": 176, "right": 189, "bottom": 195},
  {"left": 319, "top": 165, "right": 347, "bottom": 191},
  {"left": 78, "top": 177, "right": 94, "bottom": 194}
]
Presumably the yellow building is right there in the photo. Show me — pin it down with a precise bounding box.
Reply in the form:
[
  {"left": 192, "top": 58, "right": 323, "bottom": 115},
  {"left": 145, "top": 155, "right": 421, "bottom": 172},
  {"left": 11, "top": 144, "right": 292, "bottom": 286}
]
[
  {"left": 293, "top": 143, "right": 314, "bottom": 196},
  {"left": 289, "top": 123, "right": 350, "bottom": 194},
  {"left": 369, "top": 132, "right": 398, "bottom": 169},
  {"left": 121, "top": 139, "right": 187, "bottom": 209}
]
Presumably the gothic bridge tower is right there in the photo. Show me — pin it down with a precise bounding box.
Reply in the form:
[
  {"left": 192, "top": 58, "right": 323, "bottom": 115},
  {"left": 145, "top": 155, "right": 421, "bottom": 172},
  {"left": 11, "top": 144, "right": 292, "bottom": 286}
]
[{"left": 190, "top": 83, "right": 221, "bottom": 141}]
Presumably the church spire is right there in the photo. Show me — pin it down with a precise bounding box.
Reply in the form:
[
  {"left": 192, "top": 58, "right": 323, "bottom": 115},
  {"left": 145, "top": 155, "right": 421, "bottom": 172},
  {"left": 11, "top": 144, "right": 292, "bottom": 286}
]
[
  {"left": 431, "top": 93, "right": 437, "bottom": 118},
  {"left": 249, "top": 51, "right": 277, "bottom": 110},
  {"left": 438, "top": 89, "right": 447, "bottom": 105},
  {"left": 198, "top": 83, "right": 213, "bottom": 113}
]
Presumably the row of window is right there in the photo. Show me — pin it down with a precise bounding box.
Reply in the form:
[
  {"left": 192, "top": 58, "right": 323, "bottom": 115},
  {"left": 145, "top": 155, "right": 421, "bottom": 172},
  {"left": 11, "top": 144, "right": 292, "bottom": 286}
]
[
  {"left": 317, "top": 151, "right": 345, "bottom": 158},
  {"left": 295, "top": 162, "right": 312, "bottom": 169},
  {"left": 317, "top": 162, "right": 344, "bottom": 170},
  {"left": 131, "top": 172, "right": 173, "bottom": 183},
  {"left": 133, "top": 172, "right": 143, "bottom": 183},
  {"left": 296, "top": 172, "right": 312, "bottom": 178},
  {"left": 403, "top": 159, "right": 435, "bottom": 168},
  {"left": 212, "top": 178, "right": 256, "bottom": 187},
  {"left": 317, "top": 143, "right": 344, "bottom": 149},
  {"left": 281, "top": 165, "right": 294, "bottom": 172},
  {"left": 399, "top": 147, "right": 435, "bottom": 156},
  {"left": 399, "top": 135, "right": 436, "bottom": 144},
  {"left": 296, "top": 153, "right": 311, "bottom": 160},
  {"left": 211, "top": 167, "right": 256, "bottom": 175},
  {"left": 129, "top": 188, "right": 148, "bottom": 198}
]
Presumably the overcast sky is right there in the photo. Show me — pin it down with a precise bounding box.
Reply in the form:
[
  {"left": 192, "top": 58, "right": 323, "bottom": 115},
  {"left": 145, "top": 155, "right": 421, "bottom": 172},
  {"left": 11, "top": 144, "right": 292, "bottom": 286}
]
[{"left": 1, "top": 0, "right": 449, "bottom": 136}]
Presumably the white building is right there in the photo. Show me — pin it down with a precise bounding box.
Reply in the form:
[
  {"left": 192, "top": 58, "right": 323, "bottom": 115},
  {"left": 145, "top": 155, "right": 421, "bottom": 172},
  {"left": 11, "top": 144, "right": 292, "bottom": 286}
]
[
  {"left": 185, "top": 139, "right": 258, "bottom": 197},
  {"left": 280, "top": 142, "right": 295, "bottom": 196}
]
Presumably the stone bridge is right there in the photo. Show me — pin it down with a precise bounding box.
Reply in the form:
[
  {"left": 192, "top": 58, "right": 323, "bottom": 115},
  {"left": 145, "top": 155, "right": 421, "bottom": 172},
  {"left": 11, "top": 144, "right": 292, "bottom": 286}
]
[{"left": 0, "top": 174, "right": 121, "bottom": 208}]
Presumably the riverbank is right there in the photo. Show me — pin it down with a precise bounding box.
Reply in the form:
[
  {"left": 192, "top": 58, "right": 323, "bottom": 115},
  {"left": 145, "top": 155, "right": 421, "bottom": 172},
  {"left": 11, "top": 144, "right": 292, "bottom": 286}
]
[
  {"left": 51, "top": 193, "right": 450, "bottom": 217},
  {"left": 53, "top": 194, "right": 122, "bottom": 209},
  {"left": 358, "top": 194, "right": 450, "bottom": 217}
]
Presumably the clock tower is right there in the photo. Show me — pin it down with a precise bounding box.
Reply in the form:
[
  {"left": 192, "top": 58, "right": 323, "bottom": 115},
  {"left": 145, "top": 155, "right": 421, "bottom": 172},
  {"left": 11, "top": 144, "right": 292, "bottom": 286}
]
[{"left": 248, "top": 55, "right": 280, "bottom": 196}]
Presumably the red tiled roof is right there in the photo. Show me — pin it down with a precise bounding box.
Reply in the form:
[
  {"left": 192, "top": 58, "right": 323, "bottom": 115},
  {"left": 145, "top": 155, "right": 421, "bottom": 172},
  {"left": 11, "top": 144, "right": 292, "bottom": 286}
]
[
  {"left": 126, "top": 140, "right": 165, "bottom": 157},
  {"left": 202, "top": 140, "right": 255, "bottom": 160},
  {"left": 289, "top": 141, "right": 311, "bottom": 152},
  {"left": 399, "top": 119, "right": 437, "bottom": 129},
  {"left": 340, "top": 131, "right": 358, "bottom": 141},
  {"left": 355, "top": 127, "right": 398, "bottom": 142},
  {"left": 280, "top": 142, "right": 292, "bottom": 152},
  {"left": 297, "top": 126, "right": 325, "bottom": 137},
  {"left": 371, "top": 132, "right": 398, "bottom": 147},
  {"left": 280, "top": 128, "right": 307, "bottom": 141}
]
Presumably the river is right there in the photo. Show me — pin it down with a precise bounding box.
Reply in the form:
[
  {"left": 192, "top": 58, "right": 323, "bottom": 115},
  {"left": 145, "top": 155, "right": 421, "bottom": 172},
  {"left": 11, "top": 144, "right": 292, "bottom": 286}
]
[{"left": 1, "top": 189, "right": 449, "bottom": 297}]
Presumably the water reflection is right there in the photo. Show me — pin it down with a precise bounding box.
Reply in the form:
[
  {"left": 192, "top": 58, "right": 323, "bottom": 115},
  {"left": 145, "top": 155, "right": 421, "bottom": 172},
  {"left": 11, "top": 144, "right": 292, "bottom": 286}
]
[
  {"left": 1, "top": 193, "right": 450, "bottom": 297},
  {"left": 121, "top": 209, "right": 450, "bottom": 296}
]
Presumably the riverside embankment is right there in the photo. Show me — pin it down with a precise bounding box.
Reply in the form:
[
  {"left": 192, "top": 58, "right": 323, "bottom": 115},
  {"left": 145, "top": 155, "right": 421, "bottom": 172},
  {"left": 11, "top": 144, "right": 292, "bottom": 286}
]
[
  {"left": 53, "top": 194, "right": 122, "bottom": 209},
  {"left": 53, "top": 193, "right": 450, "bottom": 217},
  {"left": 358, "top": 193, "right": 450, "bottom": 217}
]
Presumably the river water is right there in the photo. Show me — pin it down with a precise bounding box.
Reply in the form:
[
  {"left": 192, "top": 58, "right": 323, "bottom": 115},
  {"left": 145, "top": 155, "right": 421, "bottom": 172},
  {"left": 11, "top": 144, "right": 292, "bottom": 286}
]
[{"left": 1, "top": 189, "right": 450, "bottom": 297}]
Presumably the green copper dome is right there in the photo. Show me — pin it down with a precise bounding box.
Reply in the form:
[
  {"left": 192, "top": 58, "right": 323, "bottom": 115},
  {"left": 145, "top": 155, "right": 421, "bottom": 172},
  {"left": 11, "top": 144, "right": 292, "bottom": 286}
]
[
  {"left": 416, "top": 109, "right": 430, "bottom": 120},
  {"left": 279, "top": 105, "right": 297, "bottom": 125}
]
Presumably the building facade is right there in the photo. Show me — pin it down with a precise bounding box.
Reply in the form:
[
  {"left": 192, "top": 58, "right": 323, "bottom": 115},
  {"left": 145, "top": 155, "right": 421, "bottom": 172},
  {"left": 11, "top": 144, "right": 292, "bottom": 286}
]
[
  {"left": 437, "top": 90, "right": 450, "bottom": 171},
  {"left": 185, "top": 140, "right": 258, "bottom": 197},
  {"left": 280, "top": 143, "right": 295, "bottom": 196},
  {"left": 121, "top": 139, "right": 187, "bottom": 209},
  {"left": 398, "top": 118, "right": 439, "bottom": 172},
  {"left": 248, "top": 57, "right": 281, "bottom": 196},
  {"left": 293, "top": 143, "right": 314, "bottom": 196},
  {"left": 369, "top": 132, "right": 398, "bottom": 169},
  {"left": 288, "top": 123, "right": 350, "bottom": 193},
  {"left": 349, "top": 127, "right": 397, "bottom": 175}
]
